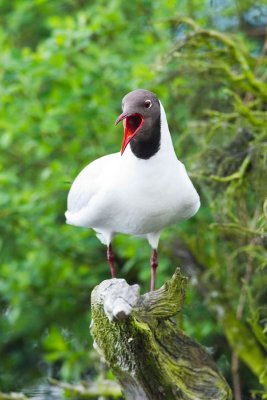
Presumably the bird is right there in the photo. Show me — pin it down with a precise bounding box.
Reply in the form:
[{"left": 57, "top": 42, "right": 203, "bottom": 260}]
[{"left": 65, "top": 89, "right": 200, "bottom": 291}]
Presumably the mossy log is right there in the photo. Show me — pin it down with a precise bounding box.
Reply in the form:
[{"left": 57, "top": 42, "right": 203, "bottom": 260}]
[{"left": 90, "top": 268, "right": 232, "bottom": 400}]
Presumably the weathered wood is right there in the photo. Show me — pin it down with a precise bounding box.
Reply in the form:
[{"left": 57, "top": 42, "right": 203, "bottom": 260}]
[{"left": 90, "top": 268, "right": 232, "bottom": 400}]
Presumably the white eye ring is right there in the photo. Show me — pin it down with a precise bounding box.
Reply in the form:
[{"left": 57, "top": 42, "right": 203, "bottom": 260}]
[{"left": 144, "top": 99, "right": 152, "bottom": 109}]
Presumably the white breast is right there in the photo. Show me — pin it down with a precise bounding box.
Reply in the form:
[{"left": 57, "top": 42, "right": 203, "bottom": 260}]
[{"left": 65, "top": 103, "right": 200, "bottom": 245}]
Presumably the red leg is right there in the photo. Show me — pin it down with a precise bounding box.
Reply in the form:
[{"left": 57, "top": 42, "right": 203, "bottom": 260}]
[
  {"left": 107, "top": 244, "right": 116, "bottom": 278},
  {"left": 150, "top": 249, "right": 158, "bottom": 291}
]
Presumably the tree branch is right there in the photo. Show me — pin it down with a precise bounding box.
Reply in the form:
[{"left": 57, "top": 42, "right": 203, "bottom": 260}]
[{"left": 90, "top": 269, "right": 232, "bottom": 400}]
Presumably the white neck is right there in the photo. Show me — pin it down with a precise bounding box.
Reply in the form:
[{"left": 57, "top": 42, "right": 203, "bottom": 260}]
[{"left": 158, "top": 101, "right": 176, "bottom": 156}]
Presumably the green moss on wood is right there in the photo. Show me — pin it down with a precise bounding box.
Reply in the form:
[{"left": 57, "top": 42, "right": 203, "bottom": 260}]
[{"left": 91, "top": 269, "right": 232, "bottom": 400}]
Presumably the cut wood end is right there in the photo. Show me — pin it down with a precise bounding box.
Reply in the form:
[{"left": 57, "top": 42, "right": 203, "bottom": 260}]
[{"left": 91, "top": 278, "right": 140, "bottom": 321}]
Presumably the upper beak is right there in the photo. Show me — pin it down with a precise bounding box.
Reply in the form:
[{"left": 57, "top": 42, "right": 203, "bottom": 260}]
[{"left": 115, "top": 112, "right": 128, "bottom": 126}]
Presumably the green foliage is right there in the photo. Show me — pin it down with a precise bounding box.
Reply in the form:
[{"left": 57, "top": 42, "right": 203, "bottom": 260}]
[{"left": 0, "top": 0, "right": 266, "bottom": 399}]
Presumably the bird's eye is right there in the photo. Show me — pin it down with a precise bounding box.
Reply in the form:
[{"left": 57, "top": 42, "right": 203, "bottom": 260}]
[{"left": 144, "top": 99, "right": 152, "bottom": 109}]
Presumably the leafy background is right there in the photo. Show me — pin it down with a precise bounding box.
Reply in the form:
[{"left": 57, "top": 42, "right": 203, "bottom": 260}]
[{"left": 0, "top": 0, "right": 266, "bottom": 399}]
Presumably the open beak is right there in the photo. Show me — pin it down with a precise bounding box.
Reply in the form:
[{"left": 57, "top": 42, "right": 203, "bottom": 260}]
[{"left": 115, "top": 112, "right": 144, "bottom": 155}]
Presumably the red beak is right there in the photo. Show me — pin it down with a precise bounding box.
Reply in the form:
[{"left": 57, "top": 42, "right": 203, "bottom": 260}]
[{"left": 115, "top": 112, "right": 144, "bottom": 155}]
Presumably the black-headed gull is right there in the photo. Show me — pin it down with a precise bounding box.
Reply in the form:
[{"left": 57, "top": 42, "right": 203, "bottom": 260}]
[{"left": 65, "top": 89, "right": 200, "bottom": 290}]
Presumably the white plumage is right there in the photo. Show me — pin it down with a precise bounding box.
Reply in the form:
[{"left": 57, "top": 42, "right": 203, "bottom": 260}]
[
  {"left": 66, "top": 103, "right": 199, "bottom": 244},
  {"left": 65, "top": 92, "right": 200, "bottom": 290}
]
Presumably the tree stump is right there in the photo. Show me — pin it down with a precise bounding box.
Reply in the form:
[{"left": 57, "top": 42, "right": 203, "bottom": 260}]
[{"left": 90, "top": 268, "right": 232, "bottom": 400}]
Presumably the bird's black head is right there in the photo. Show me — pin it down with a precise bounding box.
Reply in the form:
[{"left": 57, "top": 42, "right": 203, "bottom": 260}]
[{"left": 115, "top": 89, "right": 161, "bottom": 159}]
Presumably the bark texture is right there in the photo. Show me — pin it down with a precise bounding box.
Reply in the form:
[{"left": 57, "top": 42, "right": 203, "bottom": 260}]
[{"left": 90, "top": 268, "right": 232, "bottom": 400}]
